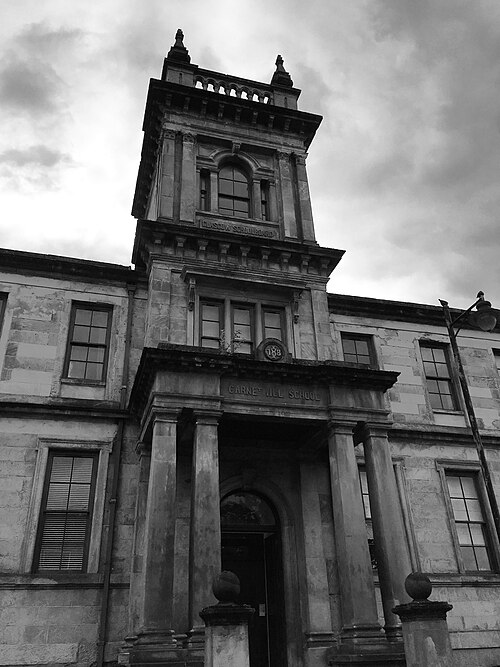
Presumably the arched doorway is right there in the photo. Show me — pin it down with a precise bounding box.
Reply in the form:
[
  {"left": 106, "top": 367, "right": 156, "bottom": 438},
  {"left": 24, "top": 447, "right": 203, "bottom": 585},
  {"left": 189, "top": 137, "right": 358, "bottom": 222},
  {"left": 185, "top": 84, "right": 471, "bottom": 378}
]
[{"left": 221, "top": 491, "right": 286, "bottom": 667}]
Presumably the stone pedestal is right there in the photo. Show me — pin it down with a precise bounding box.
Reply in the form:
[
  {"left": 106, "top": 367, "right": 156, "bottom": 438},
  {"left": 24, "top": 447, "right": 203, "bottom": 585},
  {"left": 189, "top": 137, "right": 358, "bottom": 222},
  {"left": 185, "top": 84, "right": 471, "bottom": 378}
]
[
  {"left": 393, "top": 573, "right": 455, "bottom": 667},
  {"left": 200, "top": 572, "right": 254, "bottom": 667}
]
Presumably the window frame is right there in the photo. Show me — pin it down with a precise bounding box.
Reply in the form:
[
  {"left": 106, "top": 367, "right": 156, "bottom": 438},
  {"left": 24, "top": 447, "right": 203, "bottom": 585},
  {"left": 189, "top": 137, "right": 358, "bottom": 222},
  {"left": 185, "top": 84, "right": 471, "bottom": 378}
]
[
  {"left": 199, "top": 299, "right": 224, "bottom": 351},
  {"left": 437, "top": 460, "right": 499, "bottom": 574},
  {"left": 32, "top": 450, "right": 99, "bottom": 573},
  {"left": 420, "top": 341, "right": 459, "bottom": 412},
  {"left": 63, "top": 302, "right": 113, "bottom": 385},
  {"left": 341, "top": 333, "right": 376, "bottom": 366},
  {"left": 262, "top": 306, "right": 285, "bottom": 343},
  {"left": 20, "top": 439, "right": 111, "bottom": 574},
  {"left": 199, "top": 168, "right": 211, "bottom": 211}
]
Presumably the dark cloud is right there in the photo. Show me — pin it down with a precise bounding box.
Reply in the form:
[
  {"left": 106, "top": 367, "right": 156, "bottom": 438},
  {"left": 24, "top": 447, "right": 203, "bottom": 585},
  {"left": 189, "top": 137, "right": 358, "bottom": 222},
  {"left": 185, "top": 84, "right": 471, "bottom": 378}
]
[
  {"left": 0, "top": 145, "right": 72, "bottom": 168},
  {"left": 0, "top": 55, "right": 62, "bottom": 114}
]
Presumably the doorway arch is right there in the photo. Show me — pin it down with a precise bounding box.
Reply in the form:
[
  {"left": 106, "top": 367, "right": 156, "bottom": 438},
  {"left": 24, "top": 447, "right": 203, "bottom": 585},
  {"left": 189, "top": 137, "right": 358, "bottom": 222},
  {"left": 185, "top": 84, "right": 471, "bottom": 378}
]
[{"left": 221, "top": 490, "right": 287, "bottom": 667}]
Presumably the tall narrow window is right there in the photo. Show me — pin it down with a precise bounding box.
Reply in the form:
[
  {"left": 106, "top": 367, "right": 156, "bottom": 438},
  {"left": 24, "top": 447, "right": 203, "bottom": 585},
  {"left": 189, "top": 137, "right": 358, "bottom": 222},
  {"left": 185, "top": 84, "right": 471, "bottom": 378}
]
[
  {"left": 446, "top": 473, "right": 493, "bottom": 571},
  {"left": 218, "top": 165, "right": 250, "bottom": 218},
  {"left": 359, "top": 468, "right": 377, "bottom": 570},
  {"left": 420, "top": 343, "right": 458, "bottom": 410},
  {"left": 200, "top": 301, "right": 222, "bottom": 349},
  {"left": 33, "top": 451, "right": 98, "bottom": 572},
  {"left": 262, "top": 308, "right": 284, "bottom": 341},
  {"left": 261, "top": 180, "right": 270, "bottom": 220},
  {"left": 64, "top": 304, "right": 112, "bottom": 382},
  {"left": 232, "top": 304, "right": 253, "bottom": 354},
  {"left": 199, "top": 169, "right": 210, "bottom": 211},
  {"left": 341, "top": 334, "right": 375, "bottom": 366}
]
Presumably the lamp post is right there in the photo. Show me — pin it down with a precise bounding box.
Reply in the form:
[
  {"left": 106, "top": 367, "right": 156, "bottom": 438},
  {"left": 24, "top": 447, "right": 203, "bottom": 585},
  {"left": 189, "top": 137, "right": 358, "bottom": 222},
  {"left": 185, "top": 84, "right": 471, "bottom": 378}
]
[{"left": 439, "top": 292, "right": 500, "bottom": 544}]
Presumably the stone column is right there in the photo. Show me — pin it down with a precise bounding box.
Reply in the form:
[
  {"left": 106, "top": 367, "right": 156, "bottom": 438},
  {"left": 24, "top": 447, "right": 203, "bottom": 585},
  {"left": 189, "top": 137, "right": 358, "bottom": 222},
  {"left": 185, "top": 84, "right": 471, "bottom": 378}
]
[
  {"left": 359, "top": 423, "right": 412, "bottom": 639},
  {"left": 252, "top": 179, "right": 262, "bottom": 219},
  {"left": 327, "top": 422, "right": 382, "bottom": 646},
  {"left": 188, "top": 411, "right": 222, "bottom": 646},
  {"left": 277, "top": 151, "right": 297, "bottom": 238},
  {"left": 134, "top": 411, "right": 179, "bottom": 655},
  {"left": 159, "top": 130, "right": 176, "bottom": 219},
  {"left": 294, "top": 153, "right": 316, "bottom": 242},
  {"left": 180, "top": 133, "right": 196, "bottom": 223}
]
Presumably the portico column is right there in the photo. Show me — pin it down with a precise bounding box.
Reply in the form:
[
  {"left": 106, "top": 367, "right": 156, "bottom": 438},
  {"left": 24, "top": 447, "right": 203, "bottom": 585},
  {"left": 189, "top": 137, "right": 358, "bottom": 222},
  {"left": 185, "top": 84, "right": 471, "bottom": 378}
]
[
  {"left": 188, "top": 411, "right": 222, "bottom": 645},
  {"left": 359, "top": 423, "right": 411, "bottom": 640},
  {"left": 327, "top": 422, "right": 382, "bottom": 645},
  {"left": 136, "top": 411, "right": 179, "bottom": 648}
]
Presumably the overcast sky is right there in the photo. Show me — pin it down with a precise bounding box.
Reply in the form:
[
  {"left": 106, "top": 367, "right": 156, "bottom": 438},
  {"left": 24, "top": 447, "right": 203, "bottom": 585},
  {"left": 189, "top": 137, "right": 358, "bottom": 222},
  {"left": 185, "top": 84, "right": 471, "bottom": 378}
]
[{"left": 1, "top": 1, "right": 499, "bottom": 309}]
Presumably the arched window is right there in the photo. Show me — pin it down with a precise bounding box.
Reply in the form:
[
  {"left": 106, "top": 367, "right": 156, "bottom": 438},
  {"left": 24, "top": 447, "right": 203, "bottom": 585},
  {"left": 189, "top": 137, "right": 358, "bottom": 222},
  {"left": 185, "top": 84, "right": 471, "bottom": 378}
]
[
  {"left": 221, "top": 491, "right": 277, "bottom": 529},
  {"left": 218, "top": 165, "right": 250, "bottom": 218}
]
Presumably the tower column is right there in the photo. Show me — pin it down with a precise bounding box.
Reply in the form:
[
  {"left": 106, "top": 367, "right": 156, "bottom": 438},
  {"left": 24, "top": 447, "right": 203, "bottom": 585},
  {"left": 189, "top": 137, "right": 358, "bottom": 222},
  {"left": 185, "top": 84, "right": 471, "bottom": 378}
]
[
  {"left": 188, "top": 411, "right": 222, "bottom": 646},
  {"left": 358, "top": 423, "right": 411, "bottom": 639},
  {"left": 294, "top": 153, "right": 315, "bottom": 241},
  {"left": 159, "top": 130, "right": 176, "bottom": 219},
  {"left": 134, "top": 411, "right": 179, "bottom": 658},
  {"left": 327, "top": 422, "right": 382, "bottom": 646},
  {"left": 277, "top": 151, "right": 298, "bottom": 238},
  {"left": 180, "top": 133, "right": 196, "bottom": 222}
]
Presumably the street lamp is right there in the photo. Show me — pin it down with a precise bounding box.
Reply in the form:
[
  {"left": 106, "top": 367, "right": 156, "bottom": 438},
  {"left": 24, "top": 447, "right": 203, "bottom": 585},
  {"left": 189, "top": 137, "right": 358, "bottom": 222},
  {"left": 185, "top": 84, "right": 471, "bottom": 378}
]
[{"left": 439, "top": 292, "right": 500, "bottom": 544}]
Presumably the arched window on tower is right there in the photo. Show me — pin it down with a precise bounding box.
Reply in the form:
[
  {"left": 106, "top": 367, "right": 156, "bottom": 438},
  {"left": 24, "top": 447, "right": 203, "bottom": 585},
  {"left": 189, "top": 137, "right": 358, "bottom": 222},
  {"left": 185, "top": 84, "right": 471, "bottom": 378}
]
[{"left": 218, "top": 165, "right": 250, "bottom": 218}]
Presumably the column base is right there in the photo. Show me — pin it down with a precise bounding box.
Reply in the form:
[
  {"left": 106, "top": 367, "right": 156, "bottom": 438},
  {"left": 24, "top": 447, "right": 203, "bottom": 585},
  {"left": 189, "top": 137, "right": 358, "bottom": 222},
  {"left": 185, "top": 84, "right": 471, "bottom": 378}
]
[
  {"left": 185, "top": 625, "right": 205, "bottom": 649},
  {"left": 130, "top": 630, "right": 181, "bottom": 666},
  {"left": 327, "top": 634, "right": 405, "bottom": 666}
]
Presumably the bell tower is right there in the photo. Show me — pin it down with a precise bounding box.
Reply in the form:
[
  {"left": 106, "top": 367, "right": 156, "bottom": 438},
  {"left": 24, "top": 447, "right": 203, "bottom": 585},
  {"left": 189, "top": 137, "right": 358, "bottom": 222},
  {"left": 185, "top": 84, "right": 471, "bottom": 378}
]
[{"left": 132, "top": 29, "right": 344, "bottom": 361}]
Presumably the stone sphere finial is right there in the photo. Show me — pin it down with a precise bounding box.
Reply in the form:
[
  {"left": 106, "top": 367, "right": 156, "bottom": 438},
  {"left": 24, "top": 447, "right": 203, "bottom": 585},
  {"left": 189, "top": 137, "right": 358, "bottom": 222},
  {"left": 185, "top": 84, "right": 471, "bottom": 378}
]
[
  {"left": 405, "top": 572, "right": 432, "bottom": 601},
  {"left": 212, "top": 571, "right": 240, "bottom": 603}
]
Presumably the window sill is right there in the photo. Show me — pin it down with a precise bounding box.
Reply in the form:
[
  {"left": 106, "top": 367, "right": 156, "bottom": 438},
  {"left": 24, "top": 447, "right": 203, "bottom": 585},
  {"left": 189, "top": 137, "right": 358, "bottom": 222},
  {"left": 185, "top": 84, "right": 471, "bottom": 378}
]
[
  {"left": 60, "top": 378, "right": 106, "bottom": 387},
  {"left": 432, "top": 409, "right": 464, "bottom": 415},
  {"left": 427, "top": 572, "right": 500, "bottom": 587}
]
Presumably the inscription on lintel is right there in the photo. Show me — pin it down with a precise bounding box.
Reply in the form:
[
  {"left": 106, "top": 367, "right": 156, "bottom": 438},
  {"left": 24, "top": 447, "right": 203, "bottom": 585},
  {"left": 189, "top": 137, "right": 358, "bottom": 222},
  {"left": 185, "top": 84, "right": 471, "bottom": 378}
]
[
  {"left": 200, "top": 218, "right": 278, "bottom": 239},
  {"left": 221, "top": 378, "right": 327, "bottom": 407}
]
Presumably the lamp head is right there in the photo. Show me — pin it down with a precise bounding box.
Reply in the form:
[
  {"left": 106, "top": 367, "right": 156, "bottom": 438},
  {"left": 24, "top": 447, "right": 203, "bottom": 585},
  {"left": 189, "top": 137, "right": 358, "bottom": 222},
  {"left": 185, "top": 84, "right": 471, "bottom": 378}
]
[{"left": 470, "top": 292, "right": 497, "bottom": 332}]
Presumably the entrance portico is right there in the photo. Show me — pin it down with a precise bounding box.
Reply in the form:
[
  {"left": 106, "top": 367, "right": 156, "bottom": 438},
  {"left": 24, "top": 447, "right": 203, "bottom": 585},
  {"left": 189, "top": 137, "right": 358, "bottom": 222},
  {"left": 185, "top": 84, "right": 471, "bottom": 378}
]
[{"left": 127, "top": 345, "right": 409, "bottom": 666}]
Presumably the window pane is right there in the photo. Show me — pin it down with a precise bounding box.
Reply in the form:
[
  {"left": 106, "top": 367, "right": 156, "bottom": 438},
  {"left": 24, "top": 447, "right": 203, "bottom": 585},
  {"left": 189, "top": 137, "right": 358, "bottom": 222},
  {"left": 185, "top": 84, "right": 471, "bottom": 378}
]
[
  {"left": 74, "top": 309, "right": 92, "bottom": 326},
  {"left": 466, "top": 499, "right": 483, "bottom": 521},
  {"left": 87, "top": 347, "right": 105, "bottom": 363},
  {"left": 461, "top": 546, "right": 477, "bottom": 571},
  {"left": 355, "top": 340, "right": 369, "bottom": 355},
  {"left": 203, "top": 339, "right": 219, "bottom": 349},
  {"left": 420, "top": 346, "right": 433, "bottom": 361},
  {"left": 72, "top": 325, "right": 90, "bottom": 343},
  {"left": 461, "top": 477, "right": 477, "bottom": 499},
  {"left": 451, "top": 497, "right": 468, "bottom": 521},
  {"left": 234, "top": 182, "right": 248, "bottom": 198},
  {"left": 70, "top": 346, "right": 88, "bottom": 361},
  {"left": 469, "top": 523, "right": 486, "bottom": 546},
  {"left": 91, "top": 311, "right": 108, "bottom": 327},
  {"left": 202, "top": 305, "right": 220, "bottom": 322},
  {"left": 202, "top": 321, "right": 220, "bottom": 338},
  {"left": 264, "top": 312, "right": 280, "bottom": 329},
  {"left": 234, "top": 308, "right": 250, "bottom": 325},
  {"left": 68, "top": 361, "right": 86, "bottom": 378},
  {"left": 456, "top": 522, "right": 472, "bottom": 545},
  {"left": 89, "top": 328, "right": 107, "bottom": 345},
  {"left": 343, "top": 339, "right": 356, "bottom": 354},
  {"left": 446, "top": 477, "right": 462, "bottom": 497},
  {"left": 475, "top": 547, "right": 491, "bottom": 570},
  {"left": 440, "top": 393, "right": 455, "bottom": 410},
  {"left": 433, "top": 348, "right": 446, "bottom": 363},
  {"left": 219, "top": 179, "right": 233, "bottom": 196},
  {"left": 85, "top": 363, "right": 103, "bottom": 381}
]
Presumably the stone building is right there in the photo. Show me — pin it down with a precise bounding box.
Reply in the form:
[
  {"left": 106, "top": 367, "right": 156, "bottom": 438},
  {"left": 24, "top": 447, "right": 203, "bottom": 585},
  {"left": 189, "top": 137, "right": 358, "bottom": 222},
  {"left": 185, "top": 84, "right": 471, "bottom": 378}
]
[{"left": 1, "top": 30, "right": 500, "bottom": 667}]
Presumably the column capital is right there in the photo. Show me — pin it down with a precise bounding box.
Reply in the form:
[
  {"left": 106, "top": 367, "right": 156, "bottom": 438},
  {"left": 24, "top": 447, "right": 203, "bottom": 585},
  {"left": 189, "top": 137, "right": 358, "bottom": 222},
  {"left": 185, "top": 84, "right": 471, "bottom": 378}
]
[
  {"left": 355, "top": 421, "right": 391, "bottom": 443},
  {"left": 193, "top": 409, "right": 223, "bottom": 426},
  {"left": 151, "top": 408, "right": 181, "bottom": 425},
  {"left": 327, "top": 420, "right": 357, "bottom": 438}
]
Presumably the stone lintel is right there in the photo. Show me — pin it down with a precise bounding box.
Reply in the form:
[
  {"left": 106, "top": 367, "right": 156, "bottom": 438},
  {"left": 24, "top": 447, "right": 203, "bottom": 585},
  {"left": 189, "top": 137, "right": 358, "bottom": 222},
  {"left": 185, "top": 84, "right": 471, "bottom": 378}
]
[{"left": 199, "top": 603, "right": 254, "bottom": 627}]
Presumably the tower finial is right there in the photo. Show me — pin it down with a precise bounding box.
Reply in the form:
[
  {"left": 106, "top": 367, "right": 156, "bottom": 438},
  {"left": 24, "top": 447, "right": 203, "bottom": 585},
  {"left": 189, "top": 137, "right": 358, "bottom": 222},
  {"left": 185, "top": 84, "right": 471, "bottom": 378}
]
[
  {"left": 167, "top": 28, "right": 191, "bottom": 63},
  {"left": 271, "top": 54, "right": 293, "bottom": 88}
]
